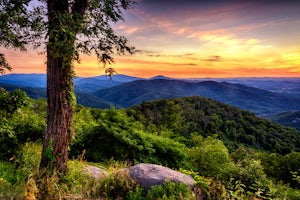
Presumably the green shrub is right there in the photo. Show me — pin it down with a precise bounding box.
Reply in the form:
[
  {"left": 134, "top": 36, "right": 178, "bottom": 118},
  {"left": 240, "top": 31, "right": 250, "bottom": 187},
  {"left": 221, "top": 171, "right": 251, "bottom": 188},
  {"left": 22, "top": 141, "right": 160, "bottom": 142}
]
[
  {"left": 96, "top": 161, "right": 137, "bottom": 199},
  {"left": 180, "top": 169, "right": 227, "bottom": 200},
  {"left": 57, "top": 160, "right": 99, "bottom": 198},
  {"left": 188, "top": 135, "right": 237, "bottom": 180},
  {"left": 0, "top": 88, "right": 30, "bottom": 115},
  {"left": 0, "top": 124, "right": 17, "bottom": 160},
  {"left": 285, "top": 187, "right": 300, "bottom": 200},
  {"left": 0, "top": 161, "right": 15, "bottom": 198},
  {"left": 11, "top": 108, "right": 45, "bottom": 143},
  {"left": 227, "top": 158, "right": 272, "bottom": 199},
  {"left": 146, "top": 182, "right": 195, "bottom": 200},
  {"left": 70, "top": 108, "right": 188, "bottom": 168},
  {"left": 0, "top": 111, "right": 44, "bottom": 161},
  {"left": 126, "top": 182, "right": 195, "bottom": 200},
  {"left": 0, "top": 143, "right": 41, "bottom": 199},
  {"left": 0, "top": 91, "right": 45, "bottom": 161},
  {"left": 258, "top": 151, "right": 300, "bottom": 188},
  {"left": 125, "top": 187, "right": 145, "bottom": 200},
  {"left": 14, "top": 143, "right": 41, "bottom": 183}
]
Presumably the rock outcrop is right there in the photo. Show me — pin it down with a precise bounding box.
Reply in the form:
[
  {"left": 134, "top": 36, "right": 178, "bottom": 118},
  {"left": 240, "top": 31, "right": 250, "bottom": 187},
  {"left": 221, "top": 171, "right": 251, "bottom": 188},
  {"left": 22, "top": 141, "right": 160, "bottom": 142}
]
[
  {"left": 128, "top": 163, "right": 195, "bottom": 190},
  {"left": 83, "top": 163, "right": 195, "bottom": 191}
]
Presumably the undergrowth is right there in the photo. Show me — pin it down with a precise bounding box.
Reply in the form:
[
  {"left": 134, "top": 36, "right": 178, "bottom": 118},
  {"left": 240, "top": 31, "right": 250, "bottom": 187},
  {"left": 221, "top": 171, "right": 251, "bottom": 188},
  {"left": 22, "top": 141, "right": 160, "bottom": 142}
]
[{"left": 1, "top": 142, "right": 300, "bottom": 199}]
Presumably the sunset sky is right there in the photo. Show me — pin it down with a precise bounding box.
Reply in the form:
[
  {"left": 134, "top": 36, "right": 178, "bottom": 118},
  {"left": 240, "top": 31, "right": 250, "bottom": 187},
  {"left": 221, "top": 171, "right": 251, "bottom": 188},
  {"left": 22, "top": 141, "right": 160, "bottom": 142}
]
[{"left": 2, "top": 0, "right": 300, "bottom": 78}]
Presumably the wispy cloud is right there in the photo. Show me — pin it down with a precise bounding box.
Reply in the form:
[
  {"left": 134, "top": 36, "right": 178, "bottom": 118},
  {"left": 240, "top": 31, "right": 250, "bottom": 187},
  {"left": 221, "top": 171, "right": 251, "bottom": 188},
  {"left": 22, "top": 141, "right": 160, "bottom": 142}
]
[
  {"left": 117, "top": 57, "right": 198, "bottom": 66},
  {"left": 134, "top": 49, "right": 198, "bottom": 59},
  {"left": 134, "top": 49, "right": 162, "bottom": 57},
  {"left": 4, "top": 1, "right": 300, "bottom": 78},
  {"left": 203, "top": 55, "right": 223, "bottom": 62}
]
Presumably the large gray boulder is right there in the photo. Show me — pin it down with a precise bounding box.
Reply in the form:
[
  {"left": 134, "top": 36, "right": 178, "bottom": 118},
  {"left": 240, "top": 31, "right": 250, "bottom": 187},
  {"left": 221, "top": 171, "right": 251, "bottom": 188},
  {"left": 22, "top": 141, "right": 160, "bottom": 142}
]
[{"left": 128, "top": 163, "right": 195, "bottom": 190}]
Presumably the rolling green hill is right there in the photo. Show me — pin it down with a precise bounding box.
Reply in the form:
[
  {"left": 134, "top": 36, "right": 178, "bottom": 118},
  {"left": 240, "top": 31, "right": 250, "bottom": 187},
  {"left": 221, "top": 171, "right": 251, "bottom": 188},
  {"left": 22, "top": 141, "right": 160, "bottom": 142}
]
[
  {"left": 267, "top": 110, "right": 300, "bottom": 131},
  {"left": 127, "top": 96, "right": 300, "bottom": 154}
]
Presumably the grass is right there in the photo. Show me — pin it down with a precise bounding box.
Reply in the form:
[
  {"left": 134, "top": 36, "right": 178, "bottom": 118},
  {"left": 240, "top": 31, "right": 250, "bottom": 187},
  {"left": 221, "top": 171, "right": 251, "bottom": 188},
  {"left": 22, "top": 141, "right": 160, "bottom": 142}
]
[
  {"left": 0, "top": 142, "right": 41, "bottom": 199},
  {"left": 1, "top": 142, "right": 299, "bottom": 199},
  {"left": 0, "top": 143, "right": 139, "bottom": 199},
  {"left": 0, "top": 142, "right": 196, "bottom": 199}
]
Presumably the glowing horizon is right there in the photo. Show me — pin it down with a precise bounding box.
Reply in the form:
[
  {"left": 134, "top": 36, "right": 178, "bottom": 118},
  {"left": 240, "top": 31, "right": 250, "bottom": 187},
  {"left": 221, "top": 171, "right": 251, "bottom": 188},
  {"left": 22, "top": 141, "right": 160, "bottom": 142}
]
[{"left": 1, "top": 0, "right": 300, "bottom": 78}]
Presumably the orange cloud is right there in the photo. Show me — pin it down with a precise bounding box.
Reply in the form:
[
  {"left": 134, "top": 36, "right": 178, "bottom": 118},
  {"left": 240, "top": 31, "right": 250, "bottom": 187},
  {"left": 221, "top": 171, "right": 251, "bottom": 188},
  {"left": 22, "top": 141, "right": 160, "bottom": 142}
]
[{"left": 2, "top": 1, "right": 300, "bottom": 79}]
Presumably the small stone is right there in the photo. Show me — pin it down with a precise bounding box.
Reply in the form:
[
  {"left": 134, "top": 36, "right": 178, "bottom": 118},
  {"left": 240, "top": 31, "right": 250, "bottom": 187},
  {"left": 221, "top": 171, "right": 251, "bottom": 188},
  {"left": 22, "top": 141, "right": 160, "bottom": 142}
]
[{"left": 83, "top": 165, "right": 108, "bottom": 179}]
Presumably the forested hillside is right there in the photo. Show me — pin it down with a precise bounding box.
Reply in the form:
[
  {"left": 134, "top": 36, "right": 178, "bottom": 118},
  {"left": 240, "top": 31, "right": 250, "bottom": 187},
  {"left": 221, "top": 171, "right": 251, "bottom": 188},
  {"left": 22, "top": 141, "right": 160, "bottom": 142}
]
[
  {"left": 267, "top": 111, "right": 300, "bottom": 131},
  {"left": 1, "top": 88, "right": 300, "bottom": 199},
  {"left": 128, "top": 96, "right": 300, "bottom": 154}
]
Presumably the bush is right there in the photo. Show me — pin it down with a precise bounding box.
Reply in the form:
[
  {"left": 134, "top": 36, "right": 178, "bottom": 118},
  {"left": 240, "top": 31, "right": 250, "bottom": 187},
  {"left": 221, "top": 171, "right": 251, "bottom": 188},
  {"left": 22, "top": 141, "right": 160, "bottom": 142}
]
[
  {"left": 285, "top": 187, "right": 300, "bottom": 200},
  {"left": 180, "top": 169, "right": 226, "bottom": 200},
  {"left": 0, "top": 124, "right": 17, "bottom": 160},
  {"left": 146, "top": 182, "right": 195, "bottom": 200},
  {"left": 0, "top": 143, "right": 41, "bottom": 199},
  {"left": 70, "top": 108, "right": 188, "bottom": 168},
  {"left": 230, "top": 158, "right": 272, "bottom": 199},
  {"left": 126, "top": 182, "right": 195, "bottom": 200},
  {"left": 188, "top": 135, "right": 237, "bottom": 180},
  {"left": 0, "top": 161, "right": 15, "bottom": 198},
  {"left": 0, "top": 88, "right": 30, "bottom": 115},
  {"left": 0, "top": 109, "right": 44, "bottom": 160},
  {"left": 0, "top": 90, "right": 45, "bottom": 161},
  {"left": 258, "top": 151, "right": 300, "bottom": 188},
  {"left": 96, "top": 161, "right": 137, "bottom": 199},
  {"left": 56, "top": 160, "right": 100, "bottom": 199}
]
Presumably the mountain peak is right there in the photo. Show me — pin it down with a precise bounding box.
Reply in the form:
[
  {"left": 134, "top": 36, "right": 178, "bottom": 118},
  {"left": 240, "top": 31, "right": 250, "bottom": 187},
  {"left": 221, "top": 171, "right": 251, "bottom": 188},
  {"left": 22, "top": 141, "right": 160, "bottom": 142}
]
[
  {"left": 150, "top": 75, "right": 173, "bottom": 80},
  {"left": 90, "top": 74, "right": 142, "bottom": 82}
]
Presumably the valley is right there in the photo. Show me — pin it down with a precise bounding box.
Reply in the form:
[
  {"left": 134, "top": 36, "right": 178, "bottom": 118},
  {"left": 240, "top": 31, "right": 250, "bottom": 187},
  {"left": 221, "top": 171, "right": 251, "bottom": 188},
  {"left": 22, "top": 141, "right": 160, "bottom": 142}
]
[{"left": 1, "top": 73, "right": 300, "bottom": 130}]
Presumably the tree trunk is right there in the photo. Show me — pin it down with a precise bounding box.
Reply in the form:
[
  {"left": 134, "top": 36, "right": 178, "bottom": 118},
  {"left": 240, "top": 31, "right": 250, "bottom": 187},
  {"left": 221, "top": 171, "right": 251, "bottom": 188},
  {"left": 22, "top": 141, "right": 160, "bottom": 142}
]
[
  {"left": 39, "top": 0, "right": 74, "bottom": 175},
  {"left": 39, "top": 51, "right": 74, "bottom": 174}
]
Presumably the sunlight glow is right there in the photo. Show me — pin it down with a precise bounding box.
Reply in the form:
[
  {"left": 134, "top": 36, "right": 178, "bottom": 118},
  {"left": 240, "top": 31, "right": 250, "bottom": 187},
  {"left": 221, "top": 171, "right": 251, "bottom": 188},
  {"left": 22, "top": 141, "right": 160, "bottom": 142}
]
[{"left": 2, "top": 1, "right": 300, "bottom": 78}]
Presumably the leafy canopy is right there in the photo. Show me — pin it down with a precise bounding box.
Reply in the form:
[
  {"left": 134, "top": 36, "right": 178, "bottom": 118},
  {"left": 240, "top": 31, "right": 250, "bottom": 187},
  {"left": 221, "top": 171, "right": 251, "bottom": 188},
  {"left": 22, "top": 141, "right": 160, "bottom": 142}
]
[
  {"left": 0, "top": 0, "right": 134, "bottom": 73},
  {"left": 0, "top": 0, "right": 44, "bottom": 74}
]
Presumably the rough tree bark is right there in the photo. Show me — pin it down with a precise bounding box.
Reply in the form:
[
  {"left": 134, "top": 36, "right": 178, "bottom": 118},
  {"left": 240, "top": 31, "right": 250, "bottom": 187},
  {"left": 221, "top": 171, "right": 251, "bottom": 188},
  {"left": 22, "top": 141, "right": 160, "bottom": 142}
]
[
  {"left": 39, "top": 54, "right": 74, "bottom": 174},
  {"left": 39, "top": 0, "right": 78, "bottom": 175},
  {"left": 37, "top": 0, "right": 132, "bottom": 197}
]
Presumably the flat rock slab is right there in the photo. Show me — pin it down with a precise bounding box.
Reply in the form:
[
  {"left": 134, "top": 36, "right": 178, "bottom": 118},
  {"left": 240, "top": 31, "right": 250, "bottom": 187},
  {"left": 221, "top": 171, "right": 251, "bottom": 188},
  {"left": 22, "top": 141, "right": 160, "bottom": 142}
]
[{"left": 128, "top": 163, "right": 195, "bottom": 190}]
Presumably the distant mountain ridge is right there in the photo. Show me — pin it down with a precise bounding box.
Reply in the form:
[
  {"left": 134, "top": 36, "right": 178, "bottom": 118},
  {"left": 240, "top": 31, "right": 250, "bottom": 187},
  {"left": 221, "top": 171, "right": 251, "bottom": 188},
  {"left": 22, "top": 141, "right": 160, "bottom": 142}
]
[
  {"left": 1, "top": 73, "right": 300, "bottom": 117},
  {"left": 0, "top": 83, "right": 112, "bottom": 109},
  {"left": 0, "top": 73, "right": 142, "bottom": 90},
  {"left": 1, "top": 73, "right": 299, "bottom": 94},
  {"left": 93, "top": 79, "right": 300, "bottom": 116},
  {"left": 74, "top": 74, "right": 143, "bottom": 93},
  {"left": 0, "top": 74, "right": 47, "bottom": 88}
]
